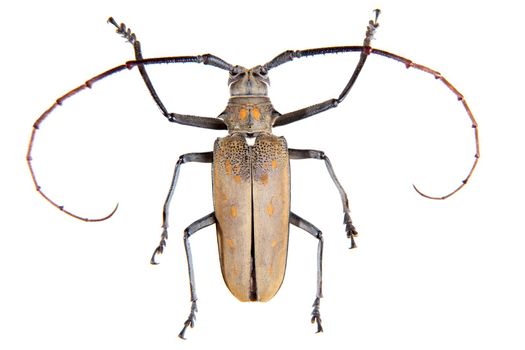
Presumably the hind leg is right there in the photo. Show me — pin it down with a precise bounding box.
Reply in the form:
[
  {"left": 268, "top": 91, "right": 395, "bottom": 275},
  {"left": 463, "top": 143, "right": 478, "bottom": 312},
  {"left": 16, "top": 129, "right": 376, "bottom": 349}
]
[{"left": 290, "top": 212, "right": 324, "bottom": 333}]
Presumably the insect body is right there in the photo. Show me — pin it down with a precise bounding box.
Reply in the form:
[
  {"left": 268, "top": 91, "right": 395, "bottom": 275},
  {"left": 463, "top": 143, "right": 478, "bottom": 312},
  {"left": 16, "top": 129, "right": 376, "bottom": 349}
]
[{"left": 27, "top": 10, "right": 479, "bottom": 339}]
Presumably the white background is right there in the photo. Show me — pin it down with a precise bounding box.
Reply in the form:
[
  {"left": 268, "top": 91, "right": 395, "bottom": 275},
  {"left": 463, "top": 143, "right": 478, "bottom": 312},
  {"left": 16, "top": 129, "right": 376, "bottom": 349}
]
[{"left": 1, "top": 0, "right": 524, "bottom": 349}]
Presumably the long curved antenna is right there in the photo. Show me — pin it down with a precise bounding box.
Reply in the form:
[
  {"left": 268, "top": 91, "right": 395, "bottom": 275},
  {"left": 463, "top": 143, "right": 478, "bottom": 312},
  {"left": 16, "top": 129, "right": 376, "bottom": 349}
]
[
  {"left": 27, "top": 50, "right": 238, "bottom": 221},
  {"left": 264, "top": 42, "right": 479, "bottom": 199},
  {"left": 26, "top": 66, "right": 125, "bottom": 221},
  {"left": 370, "top": 48, "right": 480, "bottom": 200}
]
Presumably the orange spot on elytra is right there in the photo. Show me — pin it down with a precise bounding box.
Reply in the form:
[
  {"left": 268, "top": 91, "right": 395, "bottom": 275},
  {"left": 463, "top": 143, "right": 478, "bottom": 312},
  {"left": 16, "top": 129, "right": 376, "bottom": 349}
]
[
  {"left": 252, "top": 107, "right": 261, "bottom": 120},
  {"left": 239, "top": 108, "right": 248, "bottom": 121},
  {"left": 230, "top": 206, "right": 237, "bottom": 217},
  {"left": 226, "top": 238, "right": 235, "bottom": 248},
  {"left": 271, "top": 159, "right": 277, "bottom": 169},
  {"left": 260, "top": 173, "right": 269, "bottom": 185},
  {"left": 266, "top": 202, "right": 274, "bottom": 216},
  {"left": 232, "top": 266, "right": 239, "bottom": 277},
  {"left": 271, "top": 239, "right": 278, "bottom": 247},
  {"left": 217, "top": 188, "right": 227, "bottom": 202},
  {"left": 225, "top": 160, "right": 232, "bottom": 175},
  {"left": 234, "top": 175, "right": 241, "bottom": 183}
]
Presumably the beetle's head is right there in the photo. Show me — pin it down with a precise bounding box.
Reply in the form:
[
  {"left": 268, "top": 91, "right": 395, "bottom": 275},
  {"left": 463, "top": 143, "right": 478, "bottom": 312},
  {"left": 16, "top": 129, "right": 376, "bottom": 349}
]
[{"left": 229, "top": 65, "right": 269, "bottom": 97}]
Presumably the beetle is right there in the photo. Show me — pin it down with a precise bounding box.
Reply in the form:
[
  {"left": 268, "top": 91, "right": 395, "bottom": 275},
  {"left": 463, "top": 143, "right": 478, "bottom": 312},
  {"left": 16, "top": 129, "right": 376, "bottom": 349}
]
[{"left": 27, "top": 10, "right": 479, "bottom": 338}]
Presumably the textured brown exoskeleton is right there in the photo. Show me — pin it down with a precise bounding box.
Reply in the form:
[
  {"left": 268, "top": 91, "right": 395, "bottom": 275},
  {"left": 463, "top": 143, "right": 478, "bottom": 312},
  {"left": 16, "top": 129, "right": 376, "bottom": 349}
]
[{"left": 27, "top": 10, "right": 479, "bottom": 338}]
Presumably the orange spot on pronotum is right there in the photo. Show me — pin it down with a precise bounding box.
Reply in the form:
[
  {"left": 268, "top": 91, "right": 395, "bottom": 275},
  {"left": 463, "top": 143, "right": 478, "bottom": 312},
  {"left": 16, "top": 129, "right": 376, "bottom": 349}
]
[
  {"left": 239, "top": 108, "right": 248, "bottom": 121},
  {"left": 271, "top": 159, "right": 277, "bottom": 169},
  {"left": 252, "top": 107, "right": 261, "bottom": 120},
  {"left": 225, "top": 160, "right": 232, "bottom": 175},
  {"left": 234, "top": 175, "right": 241, "bottom": 183},
  {"left": 230, "top": 206, "right": 237, "bottom": 217}
]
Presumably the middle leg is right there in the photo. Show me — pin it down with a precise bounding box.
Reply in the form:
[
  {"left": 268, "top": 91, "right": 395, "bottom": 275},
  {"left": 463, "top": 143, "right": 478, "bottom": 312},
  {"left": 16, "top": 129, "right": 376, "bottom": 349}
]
[{"left": 289, "top": 148, "right": 358, "bottom": 248}]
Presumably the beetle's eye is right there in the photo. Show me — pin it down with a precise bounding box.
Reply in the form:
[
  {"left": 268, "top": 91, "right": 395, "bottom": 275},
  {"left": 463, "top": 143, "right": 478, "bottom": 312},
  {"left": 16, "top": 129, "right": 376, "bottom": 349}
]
[
  {"left": 258, "top": 67, "right": 268, "bottom": 76},
  {"left": 230, "top": 66, "right": 243, "bottom": 76}
]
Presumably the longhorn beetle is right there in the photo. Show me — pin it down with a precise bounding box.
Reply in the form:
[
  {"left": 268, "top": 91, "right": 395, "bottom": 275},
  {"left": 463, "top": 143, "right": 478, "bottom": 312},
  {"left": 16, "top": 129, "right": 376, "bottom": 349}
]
[{"left": 27, "top": 10, "right": 479, "bottom": 338}]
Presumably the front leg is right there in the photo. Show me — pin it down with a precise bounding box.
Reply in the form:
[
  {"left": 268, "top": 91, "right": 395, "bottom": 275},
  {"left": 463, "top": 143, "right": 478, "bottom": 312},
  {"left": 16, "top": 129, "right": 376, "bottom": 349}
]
[
  {"left": 108, "top": 17, "right": 229, "bottom": 130},
  {"left": 289, "top": 148, "right": 358, "bottom": 248},
  {"left": 268, "top": 10, "right": 380, "bottom": 127},
  {"left": 151, "top": 152, "right": 213, "bottom": 264}
]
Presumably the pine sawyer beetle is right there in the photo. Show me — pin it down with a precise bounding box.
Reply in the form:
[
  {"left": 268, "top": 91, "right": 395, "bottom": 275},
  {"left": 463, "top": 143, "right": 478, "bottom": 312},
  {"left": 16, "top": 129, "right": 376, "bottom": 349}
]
[{"left": 27, "top": 10, "right": 479, "bottom": 338}]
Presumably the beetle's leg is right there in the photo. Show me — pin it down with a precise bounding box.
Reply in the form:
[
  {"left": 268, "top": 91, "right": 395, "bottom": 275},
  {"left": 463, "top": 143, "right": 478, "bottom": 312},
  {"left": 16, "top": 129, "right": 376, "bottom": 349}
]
[
  {"left": 289, "top": 149, "right": 357, "bottom": 249},
  {"left": 267, "top": 10, "right": 380, "bottom": 127},
  {"left": 150, "top": 152, "right": 213, "bottom": 264},
  {"left": 108, "top": 17, "right": 230, "bottom": 130},
  {"left": 178, "top": 212, "right": 217, "bottom": 340},
  {"left": 290, "top": 212, "right": 324, "bottom": 333}
]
